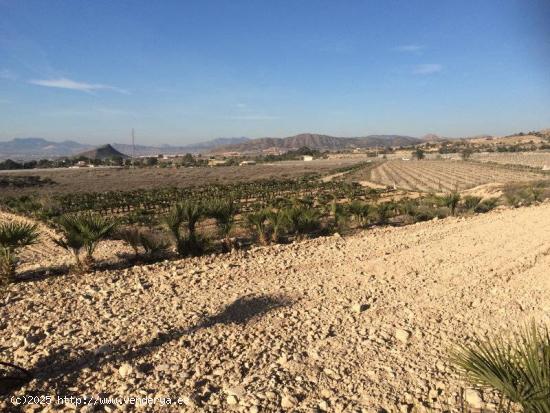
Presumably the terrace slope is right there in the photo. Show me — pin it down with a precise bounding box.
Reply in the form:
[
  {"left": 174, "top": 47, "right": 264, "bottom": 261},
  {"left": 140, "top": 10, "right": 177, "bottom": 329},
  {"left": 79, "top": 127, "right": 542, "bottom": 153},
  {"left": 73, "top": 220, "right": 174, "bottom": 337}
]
[{"left": 2, "top": 203, "right": 550, "bottom": 411}]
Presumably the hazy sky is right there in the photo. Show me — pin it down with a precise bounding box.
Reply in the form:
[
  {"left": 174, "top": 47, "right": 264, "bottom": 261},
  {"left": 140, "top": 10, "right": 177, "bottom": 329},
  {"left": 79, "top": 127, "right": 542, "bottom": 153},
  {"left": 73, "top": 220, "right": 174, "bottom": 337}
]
[{"left": 1, "top": 0, "right": 549, "bottom": 145}]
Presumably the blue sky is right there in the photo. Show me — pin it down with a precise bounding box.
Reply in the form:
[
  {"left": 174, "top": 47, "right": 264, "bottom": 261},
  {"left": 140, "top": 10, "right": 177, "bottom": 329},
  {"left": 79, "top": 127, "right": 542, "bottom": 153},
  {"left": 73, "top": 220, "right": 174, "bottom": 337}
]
[{"left": 1, "top": 0, "right": 549, "bottom": 145}]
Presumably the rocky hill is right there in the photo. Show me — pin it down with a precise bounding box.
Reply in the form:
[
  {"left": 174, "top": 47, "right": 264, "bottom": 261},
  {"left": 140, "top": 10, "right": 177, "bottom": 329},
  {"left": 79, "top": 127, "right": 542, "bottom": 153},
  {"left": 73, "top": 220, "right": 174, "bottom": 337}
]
[
  {"left": 211, "top": 133, "right": 421, "bottom": 153},
  {"left": 76, "top": 144, "right": 129, "bottom": 160}
]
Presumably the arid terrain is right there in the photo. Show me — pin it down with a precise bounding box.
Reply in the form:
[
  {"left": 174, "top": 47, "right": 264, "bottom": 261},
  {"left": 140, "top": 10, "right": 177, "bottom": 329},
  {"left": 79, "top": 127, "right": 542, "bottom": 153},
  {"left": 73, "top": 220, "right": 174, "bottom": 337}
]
[{"left": 2, "top": 202, "right": 549, "bottom": 412}]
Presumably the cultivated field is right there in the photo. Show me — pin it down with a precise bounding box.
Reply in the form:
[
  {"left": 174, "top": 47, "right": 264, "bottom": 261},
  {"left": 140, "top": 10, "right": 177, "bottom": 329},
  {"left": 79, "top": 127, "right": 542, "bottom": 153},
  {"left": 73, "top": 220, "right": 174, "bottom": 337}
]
[
  {"left": 2, "top": 203, "right": 550, "bottom": 412},
  {"left": 0, "top": 157, "right": 370, "bottom": 197},
  {"left": 472, "top": 151, "right": 550, "bottom": 169},
  {"left": 361, "top": 160, "right": 545, "bottom": 192}
]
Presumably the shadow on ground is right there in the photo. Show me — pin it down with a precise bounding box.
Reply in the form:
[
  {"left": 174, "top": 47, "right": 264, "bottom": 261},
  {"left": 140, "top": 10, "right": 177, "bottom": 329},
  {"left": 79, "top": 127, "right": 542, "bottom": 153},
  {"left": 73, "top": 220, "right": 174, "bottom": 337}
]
[{"left": 2, "top": 294, "right": 291, "bottom": 398}]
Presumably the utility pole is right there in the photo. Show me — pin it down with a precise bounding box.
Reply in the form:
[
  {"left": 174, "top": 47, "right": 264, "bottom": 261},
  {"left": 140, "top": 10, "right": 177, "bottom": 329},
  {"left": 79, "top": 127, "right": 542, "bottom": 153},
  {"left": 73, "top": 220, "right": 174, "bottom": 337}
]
[{"left": 131, "top": 128, "right": 135, "bottom": 167}]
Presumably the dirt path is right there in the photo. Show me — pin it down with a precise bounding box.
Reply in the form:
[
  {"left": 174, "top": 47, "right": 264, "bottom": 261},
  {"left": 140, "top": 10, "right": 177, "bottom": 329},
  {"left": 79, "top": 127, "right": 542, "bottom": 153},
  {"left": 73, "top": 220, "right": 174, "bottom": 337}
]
[{"left": 2, "top": 203, "right": 550, "bottom": 412}]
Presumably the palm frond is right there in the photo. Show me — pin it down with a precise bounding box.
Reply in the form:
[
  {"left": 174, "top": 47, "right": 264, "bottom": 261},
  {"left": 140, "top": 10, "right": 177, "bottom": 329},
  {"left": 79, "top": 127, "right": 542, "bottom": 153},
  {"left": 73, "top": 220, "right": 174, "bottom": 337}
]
[{"left": 451, "top": 321, "right": 550, "bottom": 411}]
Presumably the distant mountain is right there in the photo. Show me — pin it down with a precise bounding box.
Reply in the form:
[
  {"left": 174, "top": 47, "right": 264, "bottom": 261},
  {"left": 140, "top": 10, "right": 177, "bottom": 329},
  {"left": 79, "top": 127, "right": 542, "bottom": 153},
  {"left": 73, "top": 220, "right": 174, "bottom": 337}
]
[
  {"left": 0, "top": 137, "right": 250, "bottom": 160},
  {"left": 211, "top": 133, "right": 422, "bottom": 153},
  {"left": 76, "top": 144, "right": 129, "bottom": 160},
  {"left": 112, "top": 137, "right": 250, "bottom": 156},
  {"left": 0, "top": 137, "right": 91, "bottom": 160}
]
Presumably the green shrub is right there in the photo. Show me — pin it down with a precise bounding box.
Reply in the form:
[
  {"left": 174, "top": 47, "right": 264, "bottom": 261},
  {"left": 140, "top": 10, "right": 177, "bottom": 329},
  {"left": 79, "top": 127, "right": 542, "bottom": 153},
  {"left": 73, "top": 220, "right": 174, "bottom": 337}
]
[
  {"left": 375, "top": 202, "right": 394, "bottom": 225},
  {"left": 118, "top": 227, "right": 169, "bottom": 261},
  {"left": 266, "top": 209, "right": 289, "bottom": 243},
  {"left": 54, "top": 212, "right": 118, "bottom": 271},
  {"left": 462, "top": 196, "right": 482, "bottom": 212},
  {"left": 164, "top": 200, "right": 205, "bottom": 256},
  {"left": 246, "top": 209, "right": 271, "bottom": 246},
  {"left": 442, "top": 192, "right": 461, "bottom": 216},
  {"left": 284, "top": 206, "right": 322, "bottom": 239},
  {"left": 475, "top": 198, "right": 499, "bottom": 213},
  {"left": 207, "top": 199, "right": 237, "bottom": 251},
  {"left": 0, "top": 221, "right": 39, "bottom": 285},
  {"left": 348, "top": 200, "right": 371, "bottom": 228},
  {"left": 452, "top": 322, "right": 550, "bottom": 412}
]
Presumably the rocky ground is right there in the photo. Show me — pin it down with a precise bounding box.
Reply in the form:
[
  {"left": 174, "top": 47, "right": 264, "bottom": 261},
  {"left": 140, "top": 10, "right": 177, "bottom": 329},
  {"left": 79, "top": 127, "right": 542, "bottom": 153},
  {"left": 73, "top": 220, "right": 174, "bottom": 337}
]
[{"left": 1, "top": 203, "right": 550, "bottom": 412}]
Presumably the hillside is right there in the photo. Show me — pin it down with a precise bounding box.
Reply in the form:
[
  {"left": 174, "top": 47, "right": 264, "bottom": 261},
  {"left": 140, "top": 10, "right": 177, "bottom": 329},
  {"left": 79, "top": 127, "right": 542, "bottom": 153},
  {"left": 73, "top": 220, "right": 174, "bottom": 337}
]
[
  {"left": 211, "top": 133, "right": 421, "bottom": 153},
  {"left": 2, "top": 203, "right": 549, "bottom": 411},
  {"left": 75, "top": 144, "right": 129, "bottom": 160},
  {"left": 0, "top": 138, "right": 90, "bottom": 160},
  {"left": 113, "top": 137, "right": 250, "bottom": 156}
]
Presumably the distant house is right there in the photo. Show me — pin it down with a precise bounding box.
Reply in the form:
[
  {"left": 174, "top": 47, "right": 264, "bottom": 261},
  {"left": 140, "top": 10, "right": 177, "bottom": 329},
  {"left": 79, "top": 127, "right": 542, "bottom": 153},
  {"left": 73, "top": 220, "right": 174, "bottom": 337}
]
[
  {"left": 208, "top": 159, "right": 229, "bottom": 167},
  {"left": 303, "top": 155, "right": 314, "bottom": 162},
  {"left": 239, "top": 160, "right": 256, "bottom": 166}
]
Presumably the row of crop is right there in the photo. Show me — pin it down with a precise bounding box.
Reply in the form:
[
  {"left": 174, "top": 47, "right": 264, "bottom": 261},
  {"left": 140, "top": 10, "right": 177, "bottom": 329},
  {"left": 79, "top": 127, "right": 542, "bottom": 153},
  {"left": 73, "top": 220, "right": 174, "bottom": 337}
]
[
  {"left": 0, "top": 178, "right": 370, "bottom": 224},
  {"left": 1, "top": 190, "right": 514, "bottom": 286}
]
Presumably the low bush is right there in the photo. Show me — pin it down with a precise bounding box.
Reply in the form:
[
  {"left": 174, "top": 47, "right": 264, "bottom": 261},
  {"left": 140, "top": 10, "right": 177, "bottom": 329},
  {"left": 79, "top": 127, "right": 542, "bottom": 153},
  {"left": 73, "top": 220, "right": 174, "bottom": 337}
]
[
  {"left": 462, "top": 196, "right": 482, "bottom": 212},
  {"left": 475, "top": 198, "right": 499, "bottom": 213},
  {"left": 118, "top": 227, "right": 169, "bottom": 262}
]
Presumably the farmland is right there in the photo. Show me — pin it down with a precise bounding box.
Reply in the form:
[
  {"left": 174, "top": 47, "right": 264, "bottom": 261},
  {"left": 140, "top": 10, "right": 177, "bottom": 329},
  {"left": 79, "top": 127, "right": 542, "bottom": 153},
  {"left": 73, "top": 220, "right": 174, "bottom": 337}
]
[
  {"left": 358, "top": 159, "right": 546, "bottom": 192},
  {"left": 472, "top": 151, "right": 550, "bottom": 169},
  {"left": 0, "top": 156, "right": 370, "bottom": 197}
]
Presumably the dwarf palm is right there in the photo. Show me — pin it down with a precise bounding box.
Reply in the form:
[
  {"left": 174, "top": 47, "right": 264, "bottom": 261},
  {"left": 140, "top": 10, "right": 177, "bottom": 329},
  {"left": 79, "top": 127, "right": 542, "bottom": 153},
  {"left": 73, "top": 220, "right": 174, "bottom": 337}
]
[
  {"left": 0, "top": 221, "right": 39, "bottom": 284},
  {"left": 246, "top": 210, "right": 270, "bottom": 246},
  {"left": 452, "top": 322, "right": 550, "bottom": 412},
  {"left": 330, "top": 201, "right": 349, "bottom": 232},
  {"left": 54, "top": 212, "right": 117, "bottom": 271},
  {"left": 463, "top": 195, "right": 482, "bottom": 212},
  {"left": 207, "top": 198, "right": 237, "bottom": 251},
  {"left": 348, "top": 200, "right": 371, "bottom": 228},
  {"left": 376, "top": 202, "right": 393, "bottom": 225},
  {"left": 266, "top": 209, "right": 288, "bottom": 243},
  {"left": 164, "top": 200, "right": 204, "bottom": 256},
  {"left": 284, "top": 206, "right": 321, "bottom": 239},
  {"left": 443, "top": 192, "right": 461, "bottom": 216}
]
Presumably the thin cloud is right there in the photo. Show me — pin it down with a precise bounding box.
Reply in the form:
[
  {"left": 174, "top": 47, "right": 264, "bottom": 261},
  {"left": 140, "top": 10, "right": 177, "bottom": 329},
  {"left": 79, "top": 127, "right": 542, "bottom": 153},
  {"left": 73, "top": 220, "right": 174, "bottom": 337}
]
[
  {"left": 395, "top": 44, "right": 424, "bottom": 53},
  {"left": 0, "top": 68, "right": 17, "bottom": 80},
  {"left": 28, "top": 77, "right": 129, "bottom": 94},
  {"left": 44, "top": 107, "right": 136, "bottom": 117},
  {"left": 412, "top": 64, "right": 443, "bottom": 75},
  {"left": 225, "top": 115, "right": 279, "bottom": 120}
]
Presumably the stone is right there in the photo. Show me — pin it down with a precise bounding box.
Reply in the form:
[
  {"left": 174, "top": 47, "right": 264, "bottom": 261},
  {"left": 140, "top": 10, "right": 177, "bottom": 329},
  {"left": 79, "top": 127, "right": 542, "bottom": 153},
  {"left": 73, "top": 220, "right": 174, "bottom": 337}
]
[
  {"left": 227, "top": 395, "right": 239, "bottom": 405},
  {"left": 464, "top": 389, "right": 483, "bottom": 409},
  {"left": 118, "top": 363, "right": 133, "bottom": 378},
  {"left": 395, "top": 329, "right": 411, "bottom": 344},
  {"left": 352, "top": 303, "right": 369, "bottom": 313},
  {"left": 281, "top": 395, "right": 298, "bottom": 409}
]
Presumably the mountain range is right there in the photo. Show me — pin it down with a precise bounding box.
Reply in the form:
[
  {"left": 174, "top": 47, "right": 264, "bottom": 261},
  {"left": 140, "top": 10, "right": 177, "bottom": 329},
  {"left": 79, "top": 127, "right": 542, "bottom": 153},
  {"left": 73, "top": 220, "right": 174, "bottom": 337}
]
[
  {"left": 210, "top": 133, "right": 422, "bottom": 153},
  {"left": 1, "top": 133, "right": 430, "bottom": 160}
]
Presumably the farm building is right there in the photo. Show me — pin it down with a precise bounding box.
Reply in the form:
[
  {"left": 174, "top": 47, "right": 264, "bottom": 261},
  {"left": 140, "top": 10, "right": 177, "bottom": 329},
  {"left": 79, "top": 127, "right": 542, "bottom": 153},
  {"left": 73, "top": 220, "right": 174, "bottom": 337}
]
[
  {"left": 303, "top": 155, "right": 314, "bottom": 161},
  {"left": 208, "top": 159, "right": 229, "bottom": 166},
  {"left": 239, "top": 160, "right": 256, "bottom": 166}
]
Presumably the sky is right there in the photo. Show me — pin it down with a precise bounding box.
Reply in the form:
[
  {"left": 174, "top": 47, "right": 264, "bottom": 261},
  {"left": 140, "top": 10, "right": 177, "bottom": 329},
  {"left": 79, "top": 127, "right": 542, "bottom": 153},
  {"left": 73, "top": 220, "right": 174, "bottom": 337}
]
[{"left": 1, "top": 0, "right": 549, "bottom": 145}]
